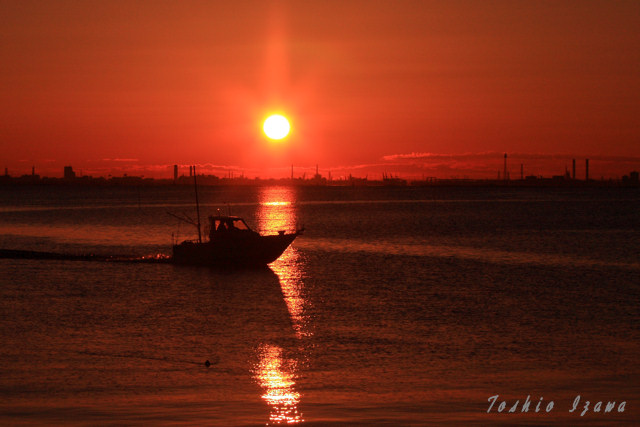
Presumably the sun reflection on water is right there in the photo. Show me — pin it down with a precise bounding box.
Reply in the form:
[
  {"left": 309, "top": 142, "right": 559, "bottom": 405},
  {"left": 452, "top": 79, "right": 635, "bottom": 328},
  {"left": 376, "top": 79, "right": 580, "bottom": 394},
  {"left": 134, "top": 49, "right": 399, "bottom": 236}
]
[
  {"left": 254, "top": 344, "right": 303, "bottom": 425},
  {"left": 262, "top": 201, "right": 291, "bottom": 206},
  {"left": 253, "top": 187, "right": 310, "bottom": 424},
  {"left": 271, "top": 248, "right": 310, "bottom": 339},
  {"left": 256, "top": 187, "right": 299, "bottom": 236},
  {"left": 257, "top": 186, "right": 311, "bottom": 339}
]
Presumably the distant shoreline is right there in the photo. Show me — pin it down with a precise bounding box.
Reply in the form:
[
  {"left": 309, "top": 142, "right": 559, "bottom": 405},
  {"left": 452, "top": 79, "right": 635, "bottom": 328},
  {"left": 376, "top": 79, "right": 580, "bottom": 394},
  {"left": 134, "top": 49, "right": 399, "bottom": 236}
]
[{"left": 0, "top": 175, "right": 638, "bottom": 189}]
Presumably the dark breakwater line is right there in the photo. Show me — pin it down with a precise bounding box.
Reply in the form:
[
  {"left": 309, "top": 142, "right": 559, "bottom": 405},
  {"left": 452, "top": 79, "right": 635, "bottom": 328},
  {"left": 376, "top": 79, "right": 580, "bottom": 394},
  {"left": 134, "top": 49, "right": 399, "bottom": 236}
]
[
  {"left": 74, "top": 350, "right": 221, "bottom": 368},
  {"left": 0, "top": 249, "right": 171, "bottom": 263}
]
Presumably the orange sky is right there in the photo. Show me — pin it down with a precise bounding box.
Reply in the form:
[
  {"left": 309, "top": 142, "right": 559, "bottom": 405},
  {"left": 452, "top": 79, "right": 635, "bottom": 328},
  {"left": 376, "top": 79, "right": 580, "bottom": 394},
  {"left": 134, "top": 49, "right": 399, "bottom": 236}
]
[{"left": 1, "top": 0, "right": 639, "bottom": 179}]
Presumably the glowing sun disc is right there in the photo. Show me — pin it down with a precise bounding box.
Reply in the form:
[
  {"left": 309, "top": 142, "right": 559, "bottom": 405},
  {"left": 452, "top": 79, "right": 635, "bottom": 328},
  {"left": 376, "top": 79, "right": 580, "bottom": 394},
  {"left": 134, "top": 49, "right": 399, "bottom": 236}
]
[{"left": 263, "top": 115, "right": 290, "bottom": 140}]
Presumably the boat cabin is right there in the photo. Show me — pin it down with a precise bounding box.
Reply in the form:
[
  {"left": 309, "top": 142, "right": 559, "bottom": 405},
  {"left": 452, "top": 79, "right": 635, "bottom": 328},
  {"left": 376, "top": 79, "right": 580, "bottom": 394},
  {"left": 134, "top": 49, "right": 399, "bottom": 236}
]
[{"left": 208, "top": 215, "right": 256, "bottom": 240}]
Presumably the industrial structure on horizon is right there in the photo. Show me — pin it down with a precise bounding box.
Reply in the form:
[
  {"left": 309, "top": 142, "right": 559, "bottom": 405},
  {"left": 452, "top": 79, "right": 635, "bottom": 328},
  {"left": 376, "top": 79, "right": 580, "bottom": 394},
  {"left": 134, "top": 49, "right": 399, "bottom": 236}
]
[{"left": 2, "top": 154, "right": 638, "bottom": 187}]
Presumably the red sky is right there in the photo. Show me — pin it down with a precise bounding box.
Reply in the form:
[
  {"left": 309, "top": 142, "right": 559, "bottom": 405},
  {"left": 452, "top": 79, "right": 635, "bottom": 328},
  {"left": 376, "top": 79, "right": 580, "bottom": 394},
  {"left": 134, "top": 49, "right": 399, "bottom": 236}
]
[{"left": 1, "top": 0, "right": 639, "bottom": 179}]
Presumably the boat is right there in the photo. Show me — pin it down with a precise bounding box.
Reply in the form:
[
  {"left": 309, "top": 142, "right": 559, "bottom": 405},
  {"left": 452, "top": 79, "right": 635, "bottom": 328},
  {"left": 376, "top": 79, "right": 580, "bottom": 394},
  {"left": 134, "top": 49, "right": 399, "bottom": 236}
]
[
  {"left": 171, "top": 165, "right": 303, "bottom": 267},
  {"left": 172, "top": 214, "right": 303, "bottom": 267}
]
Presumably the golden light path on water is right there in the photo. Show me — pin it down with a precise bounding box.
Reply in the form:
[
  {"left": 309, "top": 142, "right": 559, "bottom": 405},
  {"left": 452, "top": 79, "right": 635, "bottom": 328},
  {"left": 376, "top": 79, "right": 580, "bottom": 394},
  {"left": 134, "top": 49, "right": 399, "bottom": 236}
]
[
  {"left": 253, "top": 187, "right": 309, "bottom": 424},
  {"left": 254, "top": 344, "right": 303, "bottom": 425},
  {"left": 257, "top": 187, "right": 309, "bottom": 339}
]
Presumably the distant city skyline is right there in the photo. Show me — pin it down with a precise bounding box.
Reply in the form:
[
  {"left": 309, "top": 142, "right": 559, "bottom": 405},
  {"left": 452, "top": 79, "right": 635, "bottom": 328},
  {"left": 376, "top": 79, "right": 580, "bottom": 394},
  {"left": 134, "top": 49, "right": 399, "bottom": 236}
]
[{"left": 3, "top": 152, "right": 639, "bottom": 181}]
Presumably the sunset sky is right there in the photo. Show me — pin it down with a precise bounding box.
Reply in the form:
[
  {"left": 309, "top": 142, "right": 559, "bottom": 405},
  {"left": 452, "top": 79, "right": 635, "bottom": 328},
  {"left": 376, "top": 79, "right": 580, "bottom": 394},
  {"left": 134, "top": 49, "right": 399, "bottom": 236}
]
[{"left": 1, "top": 0, "right": 639, "bottom": 179}]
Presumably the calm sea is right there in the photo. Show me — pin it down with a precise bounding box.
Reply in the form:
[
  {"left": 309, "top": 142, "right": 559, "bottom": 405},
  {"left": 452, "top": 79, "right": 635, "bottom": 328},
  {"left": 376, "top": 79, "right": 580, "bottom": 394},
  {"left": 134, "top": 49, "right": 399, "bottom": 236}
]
[{"left": 0, "top": 185, "right": 638, "bottom": 425}]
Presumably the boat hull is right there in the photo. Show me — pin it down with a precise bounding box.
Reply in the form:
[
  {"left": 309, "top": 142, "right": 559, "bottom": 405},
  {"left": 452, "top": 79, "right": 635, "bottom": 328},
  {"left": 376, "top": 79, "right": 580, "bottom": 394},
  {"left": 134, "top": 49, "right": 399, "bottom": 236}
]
[{"left": 172, "top": 233, "right": 298, "bottom": 267}]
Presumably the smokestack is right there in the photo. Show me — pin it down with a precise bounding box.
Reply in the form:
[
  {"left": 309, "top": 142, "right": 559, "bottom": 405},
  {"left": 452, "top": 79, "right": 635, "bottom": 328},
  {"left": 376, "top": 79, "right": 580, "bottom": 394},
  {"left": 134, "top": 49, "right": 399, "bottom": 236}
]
[
  {"left": 585, "top": 159, "right": 589, "bottom": 181},
  {"left": 32, "top": 166, "right": 35, "bottom": 176},
  {"left": 316, "top": 164, "right": 319, "bottom": 176},
  {"left": 4, "top": 167, "right": 8, "bottom": 177},
  {"left": 572, "top": 159, "right": 576, "bottom": 180},
  {"left": 173, "top": 165, "right": 178, "bottom": 181},
  {"left": 503, "top": 153, "right": 507, "bottom": 181},
  {"left": 520, "top": 164, "right": 523, "bottom": 180},
  {"left": 291, "top": 164, "right": 294, "bottom": 180}
]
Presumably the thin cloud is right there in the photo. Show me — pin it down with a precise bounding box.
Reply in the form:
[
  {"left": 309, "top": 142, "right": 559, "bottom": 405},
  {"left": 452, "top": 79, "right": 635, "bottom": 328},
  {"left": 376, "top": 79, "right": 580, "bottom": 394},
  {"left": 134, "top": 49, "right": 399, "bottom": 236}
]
[
  {"left": 383, "top": 151, "right": 640, "bottom": 163},
  {"left": 382, "top": 152, "right": 499, "bottom": 161}
]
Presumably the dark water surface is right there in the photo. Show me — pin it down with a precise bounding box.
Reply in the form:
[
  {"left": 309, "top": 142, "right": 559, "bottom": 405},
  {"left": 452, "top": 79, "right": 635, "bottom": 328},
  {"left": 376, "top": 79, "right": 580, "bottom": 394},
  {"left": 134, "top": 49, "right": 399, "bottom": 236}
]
[{"left": 0, "top": 185, "right": 638, "bottom": 425}]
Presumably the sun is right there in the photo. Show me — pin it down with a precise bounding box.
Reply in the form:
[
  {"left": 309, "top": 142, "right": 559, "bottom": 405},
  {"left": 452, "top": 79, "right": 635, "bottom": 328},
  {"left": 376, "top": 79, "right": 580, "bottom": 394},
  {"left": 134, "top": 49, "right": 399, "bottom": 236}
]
[{"left": 263, "top": 114, "right": 290, "bottom": 140}]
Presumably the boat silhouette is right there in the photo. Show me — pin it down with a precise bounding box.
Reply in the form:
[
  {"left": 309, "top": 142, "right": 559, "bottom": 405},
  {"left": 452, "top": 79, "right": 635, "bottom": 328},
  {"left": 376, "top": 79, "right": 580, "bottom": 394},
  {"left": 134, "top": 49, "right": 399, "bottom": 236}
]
[{"left": 172, "top": 214, "right": 303, "bottom": 267}]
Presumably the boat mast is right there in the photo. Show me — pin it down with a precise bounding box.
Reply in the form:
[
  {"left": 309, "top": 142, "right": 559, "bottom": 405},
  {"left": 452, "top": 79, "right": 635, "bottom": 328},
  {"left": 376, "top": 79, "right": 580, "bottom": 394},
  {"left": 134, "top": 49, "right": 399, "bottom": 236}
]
[{"left": 193, "top": 165, "right": 202, "bottom": 243}]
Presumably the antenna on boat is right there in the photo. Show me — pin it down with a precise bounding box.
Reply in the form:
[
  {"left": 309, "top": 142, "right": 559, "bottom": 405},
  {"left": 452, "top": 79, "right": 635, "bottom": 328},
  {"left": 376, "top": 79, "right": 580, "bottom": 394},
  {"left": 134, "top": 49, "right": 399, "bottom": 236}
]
[{"left": 193, "top": 165, "right": 202, "bottom": 243}]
